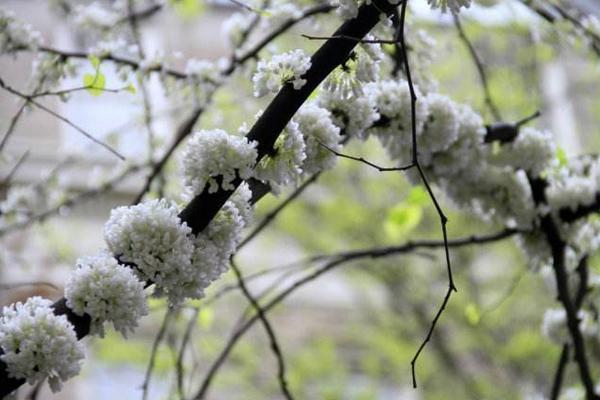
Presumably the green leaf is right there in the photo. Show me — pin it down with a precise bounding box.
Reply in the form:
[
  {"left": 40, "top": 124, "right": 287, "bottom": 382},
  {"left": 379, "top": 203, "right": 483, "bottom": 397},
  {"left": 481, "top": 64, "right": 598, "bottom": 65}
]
[
  {"left": 406, "top": 186, "right": 429, "bottom": 206},
  {"left": 464, "top": 303, "right": 481, "bottom": 326},
  {"left": 126, "top": 82, "right": 137, "bottom": 94},
  {"left": 556, "top": 147, "right": 568, "bottom": 167},
  {"left": 197, "top": 307, "right": 214, "bottom": 329},
  {"left": 171, "top": 0, "right": 205, "bottom": 18},
  {"left": 83, "top": 71, "right": 106, "bottom": 96},
  {"left": 88, "top": 55, "right": 101, "bottom": 69},
  {"left": 384, "top": 202, "right": 422, "bottom": 240}
]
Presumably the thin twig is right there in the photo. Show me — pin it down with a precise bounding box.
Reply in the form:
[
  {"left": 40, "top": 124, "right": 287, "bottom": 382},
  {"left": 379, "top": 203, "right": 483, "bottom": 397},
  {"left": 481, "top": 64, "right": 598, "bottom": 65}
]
[
  {"left": 396, "top": 1, "right": 456, "bottom": 388},
  {"left": 141, "top": 309, "right": 173, "bottom": 400},
  {"left": 230, "top": 260, "right": 294, "bottom": 400},
  {"left": 0, "top": 77, "right": 125, "bottom": 160},
  {"left": 453, "top": 14, "right": 502, "bottom": 121}
]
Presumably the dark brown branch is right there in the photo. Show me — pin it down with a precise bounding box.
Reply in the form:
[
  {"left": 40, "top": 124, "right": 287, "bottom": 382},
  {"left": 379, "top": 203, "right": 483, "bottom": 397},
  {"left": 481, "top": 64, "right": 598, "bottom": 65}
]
[
  {"left": 527, "top": 176, "right": 598, "bottom": 399},
  {"left": 0, "top": 1, "right": 399, "bottom": 397}
]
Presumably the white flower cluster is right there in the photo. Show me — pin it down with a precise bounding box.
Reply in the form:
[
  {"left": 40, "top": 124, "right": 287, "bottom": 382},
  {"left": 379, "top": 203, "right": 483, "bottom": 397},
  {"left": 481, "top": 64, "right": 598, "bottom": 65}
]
[
  {"left": 65, "top": 254, "right": 148, "bottom": 338},
  {"left": 366, "top": 79, "right": 428, "bottom": 161},
  {"left": 262, "top": 1, "right": 302, "bottom": 29},
  {"left": 323, "top": 37, "right": 383, "bottom": 99},
  {"left": 73, "top": 2, "right": 119, "bottom": 29},
  {"left": 104, "top": 199, "right": 195, "bottom": 305},
  {"left": 0, "top": 8, "right": 42, "bottom": 54},
  {"left": 427, "top": 0, "right": 472, "bottom": 14},
  {"left": 253, "top": 50, "right": 312, "bottom": 97},
  {"left": 190, "top": 183, "right": 254, "bottom": 296},
  {"left": 181, "top": 129, "right": 258, "bottom": 195},
  {"left": 546, "top": 156, "right": 600, "bottom": 212},
  {"left": 293, "top": 103, "right": 343, "bottom": 175},
  {"left": 317, "top": 89, "right": 379, "bottom": 139},
  {"left": 490, "top": 127, "right": 556, "bottom": 176},
  {"left": 254, "top": 120, "right": 306, "bottom": 192},
  {"left": 0, "top": 297, "right": 84, "bottom": 393}
]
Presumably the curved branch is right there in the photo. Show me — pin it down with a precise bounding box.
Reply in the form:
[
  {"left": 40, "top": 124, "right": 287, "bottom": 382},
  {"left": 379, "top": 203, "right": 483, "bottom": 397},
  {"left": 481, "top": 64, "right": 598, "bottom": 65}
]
[{"left": 0, "top": 1, "right": 399, "bottom": 397}]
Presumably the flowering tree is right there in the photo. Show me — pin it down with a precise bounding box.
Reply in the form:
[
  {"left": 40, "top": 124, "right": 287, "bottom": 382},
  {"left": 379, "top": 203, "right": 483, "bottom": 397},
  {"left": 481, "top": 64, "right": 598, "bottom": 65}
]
[{"left": 1, "top": 0, "right": 600, "bottom": 399}]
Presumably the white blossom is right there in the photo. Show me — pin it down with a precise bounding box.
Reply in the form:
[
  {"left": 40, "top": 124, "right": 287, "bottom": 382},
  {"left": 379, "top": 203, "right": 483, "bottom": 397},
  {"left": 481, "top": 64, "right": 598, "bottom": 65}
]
[
  {"left": 294, "top": 103, "right": 342, "bottom": 175},
  {"left": 491, "top": 128, "right": 555, "bottom": 175},
  {"left": 0, "top": 297, "right": 84, "bottom": 393},
  {"left": 323, "top": 37, "right": 383, "bottom": 99},
  {"left": 65, "top": 253, "right": 148, "bottom": 338},
  {"left": 318, "top": 89, "right": 379, "bottom": 139},
  {"left": 0, "top": 8, "right": 42, "bottom": 54},
  {"left": 189, "top": 183, "right": 254, "bottom": 297},
  {"left": 253, "top": 50, "right": 312, "bottom": 97},
  {"left": 73, "top": 2, "right": 119, "bottom": 29},
  {"left": 254, "top": 120, "right": 306, "bottom": 192},
  {"left": 263, "top": 2, "right": 302, "bottom": 28},
  {"left": 366, "top": 79, "right": 429, "bottom": 163},
  {"left": 418, "top": 93, "right": 461, "bottom": 163},
  {"left": 104, "top": 199, "right": 195, "bottom": 305},
  {"left": 181, "top": 129, "right": 257, "bottom": 195}
]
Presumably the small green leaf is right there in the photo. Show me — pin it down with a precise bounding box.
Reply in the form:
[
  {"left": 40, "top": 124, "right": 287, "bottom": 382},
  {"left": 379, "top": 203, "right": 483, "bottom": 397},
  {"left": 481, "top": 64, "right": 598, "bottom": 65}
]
[
  {"left": 89, "top": 55, "right": 101, "bottom": 69},
  {"left": 464, "top": 303, "right": 481, "bottom": 326},
  {"left": 197, "top": 307, "right": 214, "bottom": 329},
  {"left": 83, "top": 72, "right": 106, "bottom": 96},
  {"left": 171, "top": 0, "right": 205, "bottom": 18},
  {"left": 126, "top": 82, "right": 137, "bottom": 94},
  {"left": 406, "top": 186, "right": 429, "bottom": 206},
  {"left": 556, "top": 147, "right": 568, "bottom": 167},
  {"left": 384, "top": 203, "right": 422, "bottom": 240}
]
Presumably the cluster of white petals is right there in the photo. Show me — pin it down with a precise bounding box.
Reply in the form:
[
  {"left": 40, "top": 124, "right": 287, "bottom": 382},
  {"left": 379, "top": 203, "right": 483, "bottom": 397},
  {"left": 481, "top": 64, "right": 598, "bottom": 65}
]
[
  {"left": 491, "top": 127, "right": 556, "bottom": 175},
  {"left": 0, "top": 8, "right": 42, "bottom": 54},
  {"left": 0, "top": 297, "right": 84, "bottom": 393},
  {"left": 181, "top": 129, "right": 257, "bottom": 195},
  {"left": 294, "top": 103, "right": 343, "bottom": 175},
  {"left": 104, "top": 199, "right": 195, "bottom": 305},
  {"left": 427, "top": 0, "right": 472, "bottom": 14},
  {"left": 262, "top": 1, "right": 302, "bottom": 28},
  {"left": 73, "top": 2, "right": 119, "bottom": 29},
  {"left": 254, "top": 120, "right": 306, "bottom": 192},
  {"left": 546, "top": 156, "right": 600, "bottom": 212},
  {"left": 365, "top": 79, "right": 428, "bottom": 162},
  {"left": 65, "top": 254, "right": 148, "bottom": 338},
  {"left": 317, "top": 89, "right": 379, "bottom": 139},
  {"left": 252, "top": 50, "right": 312, "bottom": 97},
  {"left": 190, "top": 183, "right": 254, "bottom": 297},
  {"left": 323, "top": 38, "right": 383, "bottom": 99}
]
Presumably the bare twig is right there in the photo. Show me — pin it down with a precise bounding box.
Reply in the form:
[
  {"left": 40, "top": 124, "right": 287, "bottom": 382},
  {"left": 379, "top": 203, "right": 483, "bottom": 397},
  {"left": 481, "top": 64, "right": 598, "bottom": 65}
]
[
  {"left": 141, "top": 310, "right": 173, "bottom": 400},
  {"left": 453, "top": 14, "right": 502, "bottom": 121},
  {"left": 0, "top": 77, "right": 126, "bottom": 160},
  {"left": 230, "top": 260, "right": 294, "bottom": 400}
]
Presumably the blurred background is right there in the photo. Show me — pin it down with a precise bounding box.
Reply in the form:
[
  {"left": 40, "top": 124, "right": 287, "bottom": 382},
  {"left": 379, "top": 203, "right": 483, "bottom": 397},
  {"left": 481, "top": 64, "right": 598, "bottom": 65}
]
[{"left": 1, "top": 0, "right": 600, "bottom": 399}]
